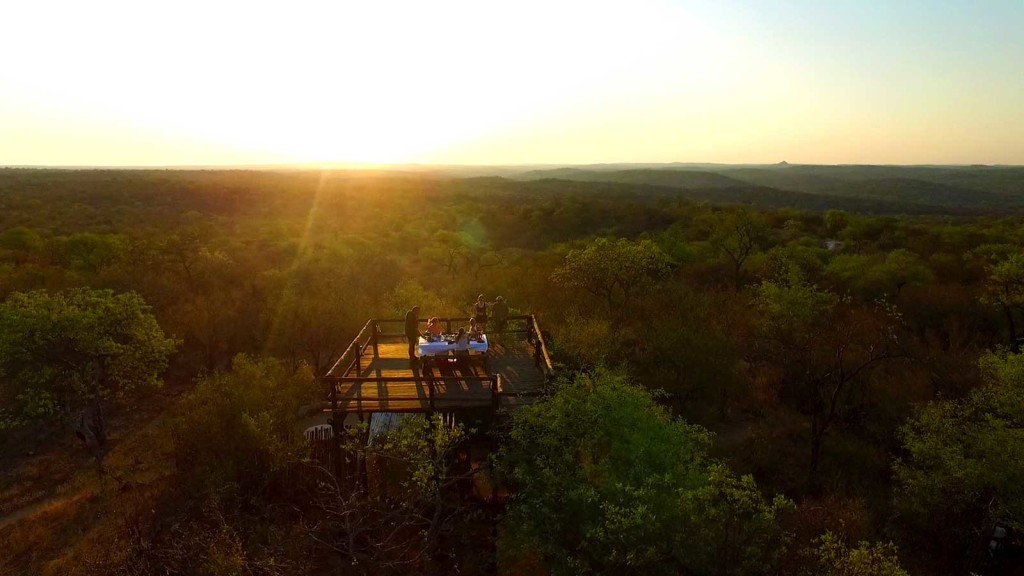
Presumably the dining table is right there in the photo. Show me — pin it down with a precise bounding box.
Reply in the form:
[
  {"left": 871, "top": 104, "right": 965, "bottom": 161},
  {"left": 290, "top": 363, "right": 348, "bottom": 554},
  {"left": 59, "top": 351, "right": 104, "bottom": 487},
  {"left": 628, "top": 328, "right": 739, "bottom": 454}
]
[{"left": 417, "top": 334, "right": 488, "bottom": 357}]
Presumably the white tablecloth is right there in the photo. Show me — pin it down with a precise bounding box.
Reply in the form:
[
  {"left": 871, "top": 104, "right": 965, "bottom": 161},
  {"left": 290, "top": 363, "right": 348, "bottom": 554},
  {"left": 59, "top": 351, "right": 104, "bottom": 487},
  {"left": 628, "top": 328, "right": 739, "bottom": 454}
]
[{"left": 417, "top": 335, "right": 488, "bottom": 357}]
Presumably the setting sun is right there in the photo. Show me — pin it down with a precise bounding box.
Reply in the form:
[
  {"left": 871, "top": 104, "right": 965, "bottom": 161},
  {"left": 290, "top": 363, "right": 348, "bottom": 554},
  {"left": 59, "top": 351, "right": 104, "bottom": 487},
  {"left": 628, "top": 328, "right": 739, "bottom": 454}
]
[{"left": 7, "top": 0, "right": 1021, "bottom": 166}]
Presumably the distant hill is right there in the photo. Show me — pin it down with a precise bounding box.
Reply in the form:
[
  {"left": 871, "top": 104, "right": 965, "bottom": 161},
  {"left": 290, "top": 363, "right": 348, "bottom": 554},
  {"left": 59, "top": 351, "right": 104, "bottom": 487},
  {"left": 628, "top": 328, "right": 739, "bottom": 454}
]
[
  {"left": 770, "top": 164, "right": 1024, "bottom": 196},
  {"left": 516, "top": 168, "right": 756, "bottom": 189},
  {"left": 498, "top": 164, "right": 1024, "bottom": 214},
  {"left": 818, "top": 177, "right": 1012, "bottom": 209},
  {"left": 716, "top": 167, "right": 844, "bottom": 193},
  {"left": 455, "top": 177, "right": 973, "bottom": 216}
]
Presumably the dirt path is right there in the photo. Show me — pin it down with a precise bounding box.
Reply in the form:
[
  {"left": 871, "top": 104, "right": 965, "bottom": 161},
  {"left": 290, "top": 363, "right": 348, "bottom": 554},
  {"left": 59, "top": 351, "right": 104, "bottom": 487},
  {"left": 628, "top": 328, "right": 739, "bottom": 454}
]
[{"left": 0, "top": 492, "right": 80, "bottom": 531}]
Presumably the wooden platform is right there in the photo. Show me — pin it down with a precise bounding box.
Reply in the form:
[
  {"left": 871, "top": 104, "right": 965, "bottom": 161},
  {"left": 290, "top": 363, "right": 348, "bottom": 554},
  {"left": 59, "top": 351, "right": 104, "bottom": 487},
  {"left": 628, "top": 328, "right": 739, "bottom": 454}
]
[{"left": 324, "top": 321, "right": 551, "bottom": 415}]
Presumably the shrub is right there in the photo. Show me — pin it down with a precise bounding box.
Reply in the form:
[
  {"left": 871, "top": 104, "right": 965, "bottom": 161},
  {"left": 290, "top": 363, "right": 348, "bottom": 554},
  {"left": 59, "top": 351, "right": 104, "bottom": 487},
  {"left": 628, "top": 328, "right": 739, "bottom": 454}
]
[
  {"left": 173, "top": 354, "right": 316, "bottom": 504},
  {"left": 499, "top": 370, "right": 791, "bottom": 576}
]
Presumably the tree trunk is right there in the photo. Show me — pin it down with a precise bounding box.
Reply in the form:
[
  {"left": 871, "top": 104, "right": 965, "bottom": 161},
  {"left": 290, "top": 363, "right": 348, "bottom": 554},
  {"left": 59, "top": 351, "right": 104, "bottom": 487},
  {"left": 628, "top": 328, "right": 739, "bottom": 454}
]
[
  {"left": 92, "top": 402, "right": 107, "bottom": 446},
  {"left": 1004, "top": 305, "right": 1019, "bottom": 353},
  {"left": 73, "top": 406, "right": 108, "bottom": 475},
  {"left": 807, "top": 416, "right": 824, "bottom": 494}
]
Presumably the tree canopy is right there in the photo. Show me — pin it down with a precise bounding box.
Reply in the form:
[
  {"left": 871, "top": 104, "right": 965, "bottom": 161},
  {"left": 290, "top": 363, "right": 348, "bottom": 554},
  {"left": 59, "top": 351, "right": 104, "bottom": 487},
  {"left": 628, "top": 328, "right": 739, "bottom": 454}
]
[
  {"left": 551, "top": 237, "right": 671, "bottom": 313},
  {"left": 0, "top": 288, "right": 177, "bottom": 467},
  {"left": 500, "top": 370, "right": 792, "bottom": 576},
  {"left": 894, "top": 350, "right": 1024, "bottom": 571}
]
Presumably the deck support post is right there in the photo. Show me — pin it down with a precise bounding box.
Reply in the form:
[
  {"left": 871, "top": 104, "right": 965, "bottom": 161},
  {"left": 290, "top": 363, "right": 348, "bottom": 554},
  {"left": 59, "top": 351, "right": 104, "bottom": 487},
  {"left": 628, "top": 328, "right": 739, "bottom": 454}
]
[
  {"left": 372, "top": 320, "right": 380, "bottom": 358},
  {"left": 426, "top": 369, "right": 436, "bottom": 415},
  {"left": 328, "top": 377, "right": 341, "bottom": 479},
  {"left": 358, "top": 412, "right": 369, "bottom": 492}
]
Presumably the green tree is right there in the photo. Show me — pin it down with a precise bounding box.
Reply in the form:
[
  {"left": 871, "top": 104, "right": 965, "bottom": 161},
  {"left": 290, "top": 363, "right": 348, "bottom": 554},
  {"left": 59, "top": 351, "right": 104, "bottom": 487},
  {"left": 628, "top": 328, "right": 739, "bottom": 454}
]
[
  {"left": 465, "top": 245, "right": 506, "bottom": 283},
  {"left": 880, "top": 249, "right": 932, "bottom": 296},
  {"left": 754, "top": 274, "right": 897, "bottom": 490},
  {"left": 806, "top": 532, "right": 909, "bottom": 576},
  {"left": 310, "top": 414, "right": 492, "bottom": 574},
  {"left": 825, "top": 250, "right": 932, "bottom": 299},
  {"left": 551, "top": 237, "right": 671, "bottom": 314},
  {"left": 174, "top": 354, "right": 316, "bottom": 501},
  {"left": 633, "top": 288, "right": 746, "bottom": 421},
  {"left": 824, "top": 210, "right": 851, "bottom": 237},
  {"left": 709, "top": 209, "right": 770, "bottom": 290},
  {"left": 420, "top": 230, "right": 471, "bottom": 277},
  {"left": 54, "top": 233, "right": 127, "bottom": 273},
  {"left": 982, "top": 253, "right": 1024, "bottom": 352},
  {"left": 0, "top": 289, "right": 178, "bottom": 471},
  {"left": 263, "top": 263, "right": 362, "bottom": 377},
  {"left": 500, "top": 370, "right": 791, "bottom": 576},
  {"left": 0, "top": 226, "right": 43, "bottom": 264},
  {"left": 893, "top": 350, "right": 1024, "bottom": 573}
]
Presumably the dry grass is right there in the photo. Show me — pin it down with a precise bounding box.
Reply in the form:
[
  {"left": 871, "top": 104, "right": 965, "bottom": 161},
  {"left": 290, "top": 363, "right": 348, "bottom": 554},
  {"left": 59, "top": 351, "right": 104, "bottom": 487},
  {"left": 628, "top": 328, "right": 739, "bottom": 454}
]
[
  {"left": 0, "top": 392, "right": 181, "bottom": 576},
  {"left": 0, "top": 490, "right": 100, "bottom": 574},
  {"left": 0, "top": 432, "right": 88, "bottom": 518}
]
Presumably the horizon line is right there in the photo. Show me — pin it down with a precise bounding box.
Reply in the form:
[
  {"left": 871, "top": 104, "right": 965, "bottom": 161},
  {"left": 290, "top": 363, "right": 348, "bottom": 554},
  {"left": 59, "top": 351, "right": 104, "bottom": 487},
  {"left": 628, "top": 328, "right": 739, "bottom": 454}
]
[{"left": 3, "top": 161, "right": 1022, "bottom": 171}]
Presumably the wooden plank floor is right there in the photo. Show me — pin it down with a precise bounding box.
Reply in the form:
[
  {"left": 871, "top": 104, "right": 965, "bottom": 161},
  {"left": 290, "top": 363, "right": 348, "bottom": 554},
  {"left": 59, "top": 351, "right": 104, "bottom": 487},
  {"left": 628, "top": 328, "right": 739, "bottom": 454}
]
[{"left": 327, "top": 336, "right": 547, "bottom": 413}]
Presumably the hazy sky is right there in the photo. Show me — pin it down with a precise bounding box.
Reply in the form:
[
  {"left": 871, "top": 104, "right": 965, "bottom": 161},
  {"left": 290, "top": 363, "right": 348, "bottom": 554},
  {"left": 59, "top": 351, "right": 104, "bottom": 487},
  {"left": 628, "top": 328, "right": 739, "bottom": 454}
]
[{"left": 2, "top": 0, "right": 1022, "bottom": 166}]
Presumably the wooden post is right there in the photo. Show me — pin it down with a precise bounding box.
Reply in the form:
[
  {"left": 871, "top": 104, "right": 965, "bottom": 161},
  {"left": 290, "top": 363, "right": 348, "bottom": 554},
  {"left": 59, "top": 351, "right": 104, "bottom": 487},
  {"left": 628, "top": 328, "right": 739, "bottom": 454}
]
[
  {"left": 427, "top": 370, "right": 436, "bottom": 415},
  {"left": 372, "top": 320, "right": 380, "bottom": 358},
  {"left": 491, "top": 375, "right": 499, "bottom": 412},
  {"left": 358, "top": 411, "right": 369, "bottom": 491},
  {"left": 329, "top": 377, "right": 340, "bottom": 478}
]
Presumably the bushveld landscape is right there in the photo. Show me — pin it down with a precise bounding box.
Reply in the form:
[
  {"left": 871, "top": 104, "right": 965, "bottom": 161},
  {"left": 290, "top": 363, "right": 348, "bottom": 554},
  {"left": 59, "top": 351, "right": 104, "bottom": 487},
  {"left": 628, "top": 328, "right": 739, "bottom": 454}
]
[{"left": 2, "top": 165, "right": 1024, "bottom": 575}]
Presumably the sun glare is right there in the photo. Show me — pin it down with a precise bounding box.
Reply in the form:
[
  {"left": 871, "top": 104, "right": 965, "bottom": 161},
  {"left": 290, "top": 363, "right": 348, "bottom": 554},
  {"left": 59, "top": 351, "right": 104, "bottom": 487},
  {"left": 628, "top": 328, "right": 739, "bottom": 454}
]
[
  {"left": 2, "top": 0, "right": 729, "bottom": 165},
  {"left": 3, "top": 0, "right": 1021, "bottom": 165}
]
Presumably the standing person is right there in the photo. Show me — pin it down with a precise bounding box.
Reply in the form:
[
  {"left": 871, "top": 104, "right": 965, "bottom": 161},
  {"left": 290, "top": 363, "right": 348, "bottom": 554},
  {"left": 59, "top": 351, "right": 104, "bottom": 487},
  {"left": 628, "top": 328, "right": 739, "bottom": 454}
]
[
  {"left": 492, "top": 296, "right": 509, "bottom": 344},
  {"left": 473, "top": 294, "right": 488, "bottom": 332},
  {"left": 405, "top": 306, "right": 421, "bottom": 361}
]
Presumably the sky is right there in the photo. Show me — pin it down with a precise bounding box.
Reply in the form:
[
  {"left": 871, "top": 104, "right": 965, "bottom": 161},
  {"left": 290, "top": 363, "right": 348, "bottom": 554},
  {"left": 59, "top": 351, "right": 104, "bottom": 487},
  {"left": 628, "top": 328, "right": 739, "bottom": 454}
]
[{"left": 2, "top": 0, "right": 1022, "bottom": 166}]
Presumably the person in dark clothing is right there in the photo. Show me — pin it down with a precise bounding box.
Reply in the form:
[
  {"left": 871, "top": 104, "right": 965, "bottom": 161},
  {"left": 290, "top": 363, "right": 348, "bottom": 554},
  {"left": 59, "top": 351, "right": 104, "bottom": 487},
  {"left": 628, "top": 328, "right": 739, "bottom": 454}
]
[
  {"left": 473, "top": 294, "right": 488, "bottom": 331},
  {"left": 405, "top": 306, "right": 421, "bottom": 361},
  {"left": 491, "top": 296, "right": 509, "bottom": 345},
  {"left": 491, "top": 296, "right": 509, "bottom": 331}
]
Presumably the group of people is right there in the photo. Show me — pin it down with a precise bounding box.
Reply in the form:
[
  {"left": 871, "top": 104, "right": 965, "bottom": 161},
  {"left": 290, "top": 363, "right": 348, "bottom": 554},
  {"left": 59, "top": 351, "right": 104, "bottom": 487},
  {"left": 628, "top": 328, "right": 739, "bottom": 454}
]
[{"left": 404, "top": 295, "right": 509, "bottom": 361}]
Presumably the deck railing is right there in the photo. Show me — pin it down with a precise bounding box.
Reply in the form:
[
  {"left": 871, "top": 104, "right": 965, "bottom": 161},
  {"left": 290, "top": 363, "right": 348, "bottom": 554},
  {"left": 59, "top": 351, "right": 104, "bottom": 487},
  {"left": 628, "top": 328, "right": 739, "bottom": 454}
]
[
  {"left": 527, "top": 314, "right": 554, "bottom": 377},
  {"left": 325, "top": 315, "right": 548, "bottom": 377},
  {"left": 324, "top": 374, "right": 502, "bottom": 415},
  {"left": 325, "top": 319, "right": 378, "bottom": 378},
  {"left": 322, "top": 314, "right": 553, "bottom": 416},
  {"left": 371, "top": 315, "right": 553, "bottom": 374},
  {"left": 373, "top": 315, "right": 535, "bottom": 339}
]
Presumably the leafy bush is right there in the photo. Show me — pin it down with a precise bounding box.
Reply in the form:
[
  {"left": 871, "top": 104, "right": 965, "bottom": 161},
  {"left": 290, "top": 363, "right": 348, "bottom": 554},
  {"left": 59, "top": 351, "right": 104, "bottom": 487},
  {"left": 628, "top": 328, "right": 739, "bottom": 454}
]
[
  {"left": 894, "top": 350, "right": 1024, "bottom": 571},
  {"left": 499, "top": 370, "right": 791, "bottom": 576},
  {"left": 806, "top": 532, "right": 908, "bottom": 576},
  {"left": 173, "top": 354, "right": 317, "bottom": 504},
  {"left": 0, "top": 288, "right": 177, "bottom": 468}
]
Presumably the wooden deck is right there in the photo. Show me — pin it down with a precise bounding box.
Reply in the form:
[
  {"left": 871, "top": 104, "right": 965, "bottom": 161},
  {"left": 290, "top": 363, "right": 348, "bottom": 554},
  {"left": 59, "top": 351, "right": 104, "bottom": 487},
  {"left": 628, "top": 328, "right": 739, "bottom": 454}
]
[{"left": 323, "top": 316, "right": 552, "bottom": 415}]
